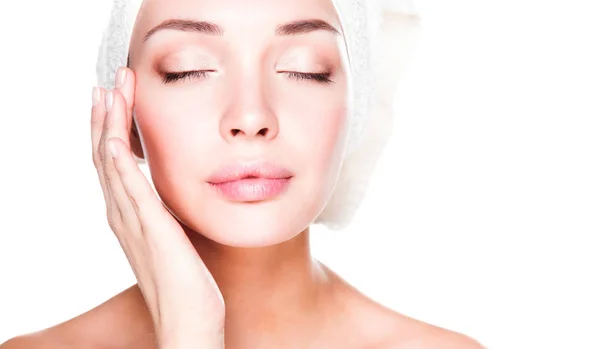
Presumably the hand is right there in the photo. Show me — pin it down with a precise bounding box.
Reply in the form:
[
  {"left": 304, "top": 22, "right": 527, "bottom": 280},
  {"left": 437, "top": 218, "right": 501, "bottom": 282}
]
[{"left": 90, "top": 67, "right": 225, "bottom": 349}]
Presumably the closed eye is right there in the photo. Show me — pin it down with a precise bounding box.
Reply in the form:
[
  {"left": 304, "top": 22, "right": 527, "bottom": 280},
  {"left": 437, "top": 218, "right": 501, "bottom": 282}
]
[
  {"left": 162, "top": 70, "right": 212, "bottom": 84},
  {"left": 161, "top": 70, "right": 334, "bottom": 84},
  {"left": 280, "top": 71, "right": 334, "bottom": 84}
]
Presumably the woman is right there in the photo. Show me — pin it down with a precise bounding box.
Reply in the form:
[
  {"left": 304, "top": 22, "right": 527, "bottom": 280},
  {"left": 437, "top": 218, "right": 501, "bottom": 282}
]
[{"left": 2, "top": 0, "right": 484, "bottom": 348}]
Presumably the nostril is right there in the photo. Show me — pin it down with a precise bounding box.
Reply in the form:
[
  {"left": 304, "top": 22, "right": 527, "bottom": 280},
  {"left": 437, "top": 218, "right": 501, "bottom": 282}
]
[{"left": 229, "top": 128, "right": 269, "bottom": 137}]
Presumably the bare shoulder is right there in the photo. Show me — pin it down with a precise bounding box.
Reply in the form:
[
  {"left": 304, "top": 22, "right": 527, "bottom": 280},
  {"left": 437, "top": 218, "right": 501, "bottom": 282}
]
[
  {"left": 377, "top": 315, "right": 485, "bottom": 349},
  {"left": 1, "top": 333, "right": 47, "bottom": 349},
  {"left": 320, "top": 265, "right": 485, "bottom": 349},
  {"left": 0, "top": 329, "right": 88, "bottom": 349},
  {"left": 0, "top": 284, "right": 155, "bottom": 349},
  {"left": 383, "top": 325, "right": 484, "bottom": 349}
]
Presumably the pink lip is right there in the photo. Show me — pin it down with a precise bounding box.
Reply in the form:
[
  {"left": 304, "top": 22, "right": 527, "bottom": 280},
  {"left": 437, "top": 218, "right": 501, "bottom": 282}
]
[{"left": 207, "top": 162, "right": 294, "bottom": 202}]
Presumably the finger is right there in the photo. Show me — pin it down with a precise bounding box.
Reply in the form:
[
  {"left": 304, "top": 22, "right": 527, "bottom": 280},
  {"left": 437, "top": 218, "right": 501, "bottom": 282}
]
[
  {"left": 114, "top": 67, "right": 135, "bottom": 142},
  {"left": 103, "top": 89, "right": 131, "bottom": 146},
  {"left": 91, "top": 87, "right": 107, "bottom": 169},
  {"left": 115, "top": 67, "right": 136, "bottom": 134},
  {"left": 108, "top": 136, "right": 177, "bottom": 251},
  {"left": 103, "top": 89, "right": 138, "bottom": 229},
  {"left": 107, "top": 136, "right": 165, "bottom": 224},
  {"left": 108, "top": 136, "right": 187, "bottom": 247},
  {"left": 91, "top": 86, "right": 111, "bottom": 207}
]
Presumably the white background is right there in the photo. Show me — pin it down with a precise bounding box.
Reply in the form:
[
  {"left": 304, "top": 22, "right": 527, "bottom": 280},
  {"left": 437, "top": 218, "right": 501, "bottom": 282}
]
[{"left": 0, "top": 0, "right": 599, "bottom": 348}]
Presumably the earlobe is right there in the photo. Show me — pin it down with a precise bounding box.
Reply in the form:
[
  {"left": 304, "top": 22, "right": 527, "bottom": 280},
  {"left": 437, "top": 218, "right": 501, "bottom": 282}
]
[{"left": 129, "top": 123, "right": 145, "bottom": 163}]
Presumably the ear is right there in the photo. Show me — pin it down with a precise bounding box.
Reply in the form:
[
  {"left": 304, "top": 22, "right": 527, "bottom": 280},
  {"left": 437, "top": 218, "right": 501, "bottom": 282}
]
[{"left": 129, "top": 117, "right": 146, "bottom": 163}]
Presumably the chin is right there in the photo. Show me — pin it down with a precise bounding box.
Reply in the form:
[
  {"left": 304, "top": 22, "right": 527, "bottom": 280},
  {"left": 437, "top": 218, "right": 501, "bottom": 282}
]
[{"left": 190, "top": 208, "right": 312, "bottom": 248}]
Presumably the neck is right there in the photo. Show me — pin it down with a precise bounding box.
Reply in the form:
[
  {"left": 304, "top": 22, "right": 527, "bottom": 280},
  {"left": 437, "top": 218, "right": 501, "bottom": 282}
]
[{"left": 182, "top": 225, "right": 336, "bottom": 347}]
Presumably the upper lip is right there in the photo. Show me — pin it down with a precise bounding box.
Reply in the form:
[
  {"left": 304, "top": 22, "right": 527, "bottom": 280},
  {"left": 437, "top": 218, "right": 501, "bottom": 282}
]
[{"left": 207, "top": 161, "right": 294, "bottom": 184}]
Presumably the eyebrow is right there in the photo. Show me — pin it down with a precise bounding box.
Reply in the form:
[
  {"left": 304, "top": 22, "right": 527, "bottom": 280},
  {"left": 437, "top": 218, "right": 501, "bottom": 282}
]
[{"left": 142, "top": 18, "right": 340, "bottom": 43}]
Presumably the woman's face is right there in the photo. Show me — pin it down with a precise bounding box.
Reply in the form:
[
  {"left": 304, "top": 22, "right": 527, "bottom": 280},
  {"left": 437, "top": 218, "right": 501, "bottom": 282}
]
[{"left": 128, "top": 0, "right": 351, "bottom": 247}]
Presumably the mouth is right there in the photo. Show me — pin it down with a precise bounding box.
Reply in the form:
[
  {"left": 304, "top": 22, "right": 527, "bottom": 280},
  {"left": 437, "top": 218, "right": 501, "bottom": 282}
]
[{"left": 207, "top": 162, "right": 294, "bottom": 202}]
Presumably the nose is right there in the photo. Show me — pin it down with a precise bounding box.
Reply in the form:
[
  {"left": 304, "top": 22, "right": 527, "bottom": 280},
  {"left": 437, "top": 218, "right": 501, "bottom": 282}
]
[{"left": 220, "top": 77, "right": 279, "bottom": 143}]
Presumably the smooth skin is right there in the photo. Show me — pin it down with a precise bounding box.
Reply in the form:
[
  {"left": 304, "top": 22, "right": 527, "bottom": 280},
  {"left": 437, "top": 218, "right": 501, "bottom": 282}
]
[{"left": 1, "top": 0, "right": 485, "bottom": 347}]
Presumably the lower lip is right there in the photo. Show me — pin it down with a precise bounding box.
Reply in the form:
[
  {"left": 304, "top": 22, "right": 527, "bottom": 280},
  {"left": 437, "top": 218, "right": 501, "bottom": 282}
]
[{"left": 209, "top": 177, "right": 292, "bottom": 202}]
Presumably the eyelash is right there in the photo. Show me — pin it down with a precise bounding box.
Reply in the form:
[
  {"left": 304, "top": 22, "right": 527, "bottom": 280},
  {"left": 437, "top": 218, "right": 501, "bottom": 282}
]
[{"left": 161, "top": 70, "right": 334, "bottom": 85}]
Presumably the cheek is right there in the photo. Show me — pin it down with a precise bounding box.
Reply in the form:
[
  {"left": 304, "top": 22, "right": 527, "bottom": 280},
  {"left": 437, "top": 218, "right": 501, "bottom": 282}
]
[
  {"left": 282, "top": 91, "right": 349, "bottom": 173},
  {"left": 135, "top": 81, "right": 220, "bottom": 152},
  {"left": 282, "top": 100, "right": 349, "bottom": 210},
  {"left": 132, "top": 93, "right": 220, "bottom": 191},
  {"left": 133, "top": 99, "right": 213, "bottom": 227},
  {"left": 304, "top": 104, "right": 347, "bottom": 160},
  {"left": 271, "top": 74, "right": 349, "bottom": 158}
]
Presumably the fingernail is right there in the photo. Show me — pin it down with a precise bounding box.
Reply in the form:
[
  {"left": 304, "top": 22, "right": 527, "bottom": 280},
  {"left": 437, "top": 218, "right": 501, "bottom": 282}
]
[
  {"left": 92, "top": 86, "right": 101, "bottom": 107},
  {"left": 115, "top": 67, "right": 127, "bottom": 89},
  {"left": 105, "top": 90, "right": 113, "bottom": 112}
]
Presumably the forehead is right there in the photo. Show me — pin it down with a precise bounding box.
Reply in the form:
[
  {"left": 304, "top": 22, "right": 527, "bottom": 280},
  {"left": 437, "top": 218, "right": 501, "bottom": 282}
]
[{"left": 130, "top": 0, "right": 342, "bottom": 48}]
